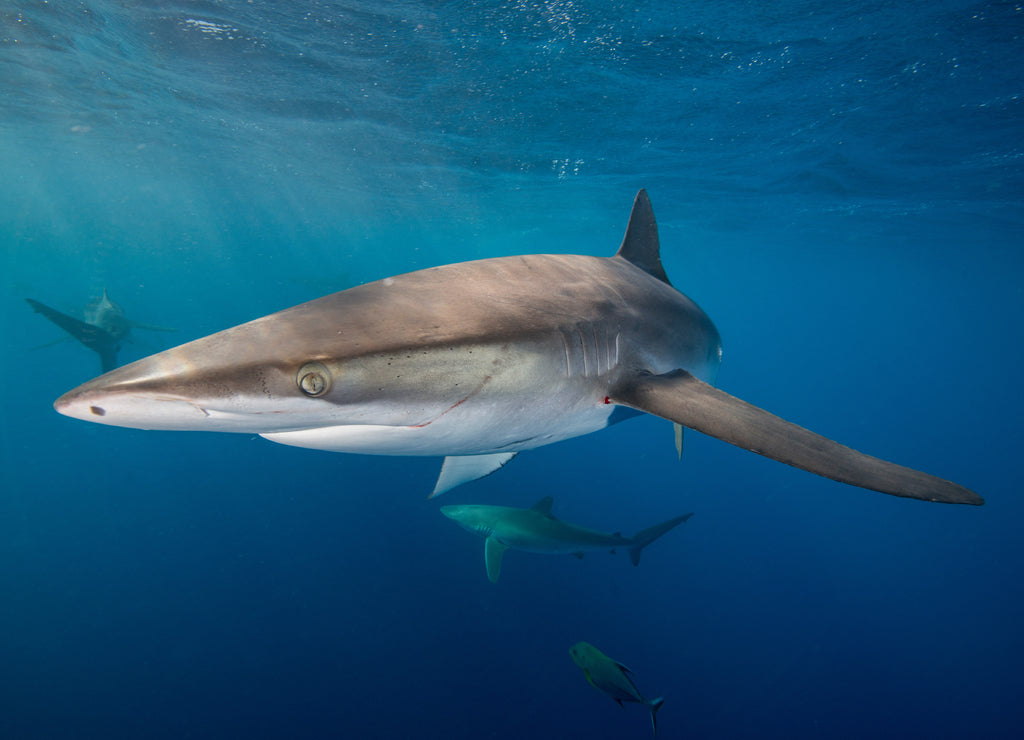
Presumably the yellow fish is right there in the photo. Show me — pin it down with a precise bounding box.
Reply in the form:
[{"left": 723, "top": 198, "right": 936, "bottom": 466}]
[{"left": 570, "top": 641, "right": 665, "bottom": 735}]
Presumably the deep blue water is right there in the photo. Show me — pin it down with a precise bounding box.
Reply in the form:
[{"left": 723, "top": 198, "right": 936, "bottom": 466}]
[{"left": 1, "top": 1, "right": 1022, "bottom": 738}]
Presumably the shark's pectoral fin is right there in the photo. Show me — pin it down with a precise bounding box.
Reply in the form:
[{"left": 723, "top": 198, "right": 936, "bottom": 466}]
[
  {"left": 610, "top": 369, "right": 983, "bottom": 506},
  {"left": 430, "top": 452, "right": 518, "bottom": 498},
  {"left": 484, "top": 537, "right": 509, "bottom": 583}
]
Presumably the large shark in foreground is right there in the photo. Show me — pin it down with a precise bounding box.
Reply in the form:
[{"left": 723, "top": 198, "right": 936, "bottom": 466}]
[
  {"left": 53, "top": 191, "right": 983, "bottom": 505},
  {"left": 441, "top": 497, "right": 692, "bottom": 582}
]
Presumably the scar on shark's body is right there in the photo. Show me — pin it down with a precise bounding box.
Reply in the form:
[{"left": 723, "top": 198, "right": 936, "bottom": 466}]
[{"left": 53, "top": 191, "right": 983, "bottom": 506}]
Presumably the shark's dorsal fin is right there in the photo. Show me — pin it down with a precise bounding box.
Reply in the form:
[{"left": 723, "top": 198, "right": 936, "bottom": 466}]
[
  {"left": 530, "top": 496, "right": 555, "bottom": 515},
  {"left": 615, "top": 189, "right": 671, "bottom": 286},
  {"left": 430, "top": 452, "right": 518, "bottom": 498},
  {"left": 484, "top": 537, "right": 509, "bottom": 583}
]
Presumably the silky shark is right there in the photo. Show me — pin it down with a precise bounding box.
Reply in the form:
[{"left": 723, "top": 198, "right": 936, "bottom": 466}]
[
  {"left": 52, "top": 191, "right": 982, "bottom": 506},
  {"left": 27, "top": 289, "right": 176, "bottom": 372},
  {"left": 441, "top": 497, "right": 692, "bottom": 582}
]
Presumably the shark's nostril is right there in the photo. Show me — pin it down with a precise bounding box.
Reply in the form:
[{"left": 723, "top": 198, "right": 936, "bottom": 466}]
[{"left": 90, "top": 406, "right": 106, "bottom": 416}]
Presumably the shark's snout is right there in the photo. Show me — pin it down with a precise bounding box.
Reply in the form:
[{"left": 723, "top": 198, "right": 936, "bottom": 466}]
[
  {"left": 54, "top": 385, "right": 112, "bottom": 422},
  {"left": 53, "top": 390, "right": 104, "bottom": 419},
  {"left": 54, "top": 383, "right": 214, "bottom": 429}
]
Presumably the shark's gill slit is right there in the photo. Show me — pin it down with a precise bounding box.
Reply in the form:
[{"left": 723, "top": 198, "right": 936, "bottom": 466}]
[
  {"left": 560, "top": 331, "right": 572, "bottom": 379},
  {"left": 575, "top": 326, "right": 589, "bottom": 377}
]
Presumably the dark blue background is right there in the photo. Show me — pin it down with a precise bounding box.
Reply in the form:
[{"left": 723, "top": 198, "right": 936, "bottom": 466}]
[{"left": 1, "top": 1, "right": 1020, "bottom": 738}]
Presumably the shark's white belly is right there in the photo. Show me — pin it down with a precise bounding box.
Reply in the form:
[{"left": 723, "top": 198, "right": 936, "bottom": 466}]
[{"left": 261, "top": 393, "right": 618, "bottom": 456}]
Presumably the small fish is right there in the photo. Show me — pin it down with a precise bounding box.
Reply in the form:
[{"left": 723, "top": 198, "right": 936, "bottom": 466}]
[{"left": 570, "top": 641, "right": 665, "bottom": 736}]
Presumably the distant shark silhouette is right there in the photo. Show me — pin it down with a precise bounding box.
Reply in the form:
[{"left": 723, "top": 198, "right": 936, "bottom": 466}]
[
  {"left": 52, "top": 191, "right": 982, "bottom": 506},
  {"left": 441, "top": 496, "right": 692, "bottom": 582},
  {"left": 26, "top": 289, "right": 176, "bottom": 372}
]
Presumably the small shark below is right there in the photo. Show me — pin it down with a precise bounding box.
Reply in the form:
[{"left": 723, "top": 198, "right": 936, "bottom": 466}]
[
  {"left": 27, "top": 289, "right": 176, "bottom": 372},
  {"left": 51, "top": 191, "right": 983, "bottom": 506},
  {"left": 441, "top": 496, "right": 692, "bottom": 583},
  {"left": 570, "top": 641, "right": 665, "bottom": 736}
]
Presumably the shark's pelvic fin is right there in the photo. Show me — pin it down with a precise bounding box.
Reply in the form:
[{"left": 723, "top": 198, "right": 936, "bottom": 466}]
[
  {"left": 611, "top": 369, "right": 984, "bottom": 505},
  {"left": 430, "top": 452, "right": 518, "bottom": 498},
  {"left": 629, "top": 512, "right": 694, "bottom": 566},
  {"left": 674, "top": 423, "right": 684, "bottom": 459},
  {"left": 484, "top": 537, "right": 509, "bottom": 583},
  {"left": 615, "top": 189, "right": 671, "bottom": 285}
]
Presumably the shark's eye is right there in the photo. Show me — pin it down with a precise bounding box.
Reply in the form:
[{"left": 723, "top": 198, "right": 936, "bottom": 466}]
[{"left": 297, "top": 362, "right": 332, "bottom": 397}]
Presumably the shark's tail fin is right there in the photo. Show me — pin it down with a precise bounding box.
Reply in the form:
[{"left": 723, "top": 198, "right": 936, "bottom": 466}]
[
  {"left": 629, "top": 513, "right": 693, "bottom": 566},
  {"left": 648, "top": 696, "right": 665, "bottom": 736}
]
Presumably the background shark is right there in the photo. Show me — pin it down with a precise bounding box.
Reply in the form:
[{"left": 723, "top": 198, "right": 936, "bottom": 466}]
[
  {"left": 26, "top": 289, "right": 176, "bottom": 372},
  {"left": 51, "top": 191, "right": 982, "bottom": 506},
  {"left": 441, "top": 496, "right": 692, "bottom": 583}
]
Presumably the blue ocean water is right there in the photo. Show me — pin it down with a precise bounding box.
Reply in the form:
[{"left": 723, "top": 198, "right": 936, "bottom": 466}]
[{"left": 1, "top": 0, "right": 1021, "bottom": 737}]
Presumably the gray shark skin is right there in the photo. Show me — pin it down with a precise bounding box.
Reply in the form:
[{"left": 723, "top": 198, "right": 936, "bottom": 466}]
[
  {"left": 442, "top": 496, "right": 692, "bottom": 582},
  {"left": 52, "top": 191, "right": 983, "bottom": 506}
]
